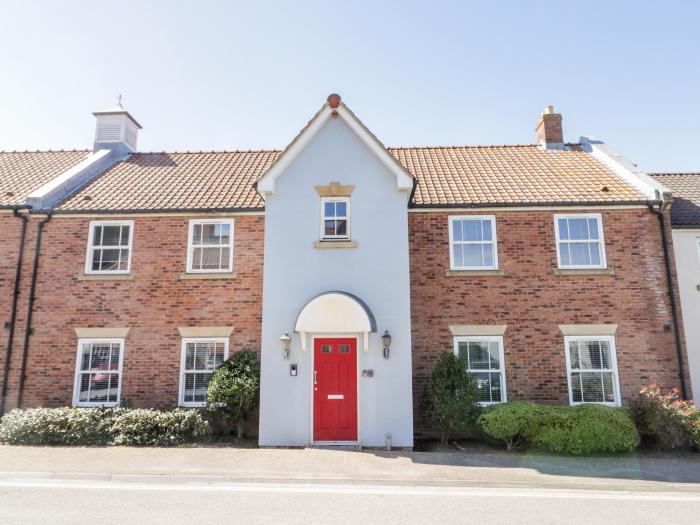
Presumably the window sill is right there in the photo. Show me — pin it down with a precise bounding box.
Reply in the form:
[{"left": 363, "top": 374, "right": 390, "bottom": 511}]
[
  {"left": 445, "top": 269, "right": 506, "bottom": 277},
  {"left": 313, "top": 241, "right": 358, "bottom": 249},
  {"left": 554, "top": 268, "right": 615, "bottom": 276},
  {"left": 77, "top": 273, "right": 133, "bottom": 281},
  {"left": 179, "top": 272, "right": 236, "bottom": 280}
]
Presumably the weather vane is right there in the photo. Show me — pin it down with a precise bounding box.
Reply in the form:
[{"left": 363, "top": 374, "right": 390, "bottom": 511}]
[{"left": 117, "top": 94, "right": 123, "bottom": 106}]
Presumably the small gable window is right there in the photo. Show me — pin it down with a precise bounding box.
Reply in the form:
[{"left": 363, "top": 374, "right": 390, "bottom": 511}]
[
  {"left": 85, "top": 220, "right": 134, "bottom": 274},
  {"left": 320, "top": 197, "right": 350, "bottom": 241}
]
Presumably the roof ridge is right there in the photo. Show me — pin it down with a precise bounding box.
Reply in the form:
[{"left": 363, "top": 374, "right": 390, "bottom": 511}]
[
  {"left": 131, "top": 149, "right": 282, "bottom": 155},
  {"left": 0, "top": 149, "right": 90, "bottom": 154},
  {"left": 388, "top": 144, "right": 542, "bottom": 150},
  {"left": 649, "top": 172, "right": 700, "bottom": 176}
]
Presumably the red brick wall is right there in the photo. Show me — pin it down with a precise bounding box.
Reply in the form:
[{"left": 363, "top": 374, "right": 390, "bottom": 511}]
[
  {"left": 409, "top": 207, "right": 690, "bottom": 432},
  {"left": 2, "top": 214, "right": 264, "bottom": 409}
]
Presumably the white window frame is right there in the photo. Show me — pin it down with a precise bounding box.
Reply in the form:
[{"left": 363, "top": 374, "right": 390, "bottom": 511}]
[
  {"left": 84, "top": 220, "right": 134, "bottom": 275},
  {"left": 453, "top": 335, "right": 507, "bottom": 405},
  {"left": 72, "top": 338, "right": 125, "bottom": 407},
  {"left": 564, "top": 335, "right": 621, "bottom": 407},
  {"left": 554, "top": 213, "right": 607, "bottom": 269},
  {"left": 178, "top": 337, "right": 229, "bottom": 407},
  {"left": 186, "top": 219, "right": 235, "bottom": 273},
  {"left": 319, "top": 197, "right": 351, "bottom": 241},
  {"left": 448, "top": 215, "right": 499, "bottom": 270}
]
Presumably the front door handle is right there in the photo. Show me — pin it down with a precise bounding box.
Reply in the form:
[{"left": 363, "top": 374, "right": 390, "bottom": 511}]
[{"left": 314, "top": 370, "right": 318, "bottom": 385}]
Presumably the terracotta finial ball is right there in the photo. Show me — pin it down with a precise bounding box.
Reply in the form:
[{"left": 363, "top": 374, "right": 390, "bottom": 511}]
[{"left": 327, "top": 93, "right": 341, "bottom": 108}]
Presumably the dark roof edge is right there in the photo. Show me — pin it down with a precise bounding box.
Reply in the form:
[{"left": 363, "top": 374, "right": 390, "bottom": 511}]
[
  {"left": 671, "top": 223, "right": 700, "bottom": 229},
  {"left": 52, "top": 206, "right": 265, "bottom": 215},
  {"left": 409, "top": 199, "right": 656, "bottom": 209}
]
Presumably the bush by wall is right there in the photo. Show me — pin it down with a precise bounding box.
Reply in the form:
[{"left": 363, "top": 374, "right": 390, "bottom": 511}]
[
  {"left": 0, "top": 407, "right": 209, "bottom": 446},
  {"left": 630, "top": 385, "right": 698, "bottom": 450},
  {"left": 478, "top": 402, "right": 640, "bottom": 455},
  {"left": 424, "top": 352, "right": 480, "bottom": 443}
]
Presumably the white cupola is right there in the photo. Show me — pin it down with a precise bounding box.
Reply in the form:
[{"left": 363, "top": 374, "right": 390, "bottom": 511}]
[{"left": 92, "top": 99, "right": 142, "bottom": 158}]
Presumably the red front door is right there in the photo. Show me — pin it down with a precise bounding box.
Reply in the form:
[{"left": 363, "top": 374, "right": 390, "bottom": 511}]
[{"left": 313, "top": 338, "right": 358, "bottom": 442}]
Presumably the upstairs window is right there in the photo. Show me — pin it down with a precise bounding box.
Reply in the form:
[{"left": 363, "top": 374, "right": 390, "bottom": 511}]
[
  {"left": 320, "top": 197, "right": 350, "bottom": 240},
  {"left": 454, "top": 336, "right": 507, "bottom": 404},
  {"left": 73, "top": 338, "right": 124, "bottom": 407},
  {"left": 85, "top": 220, "right": 133, "bottom": 274},
  {"left": 448, "top": 216, "right": 498, "bottom": 270},
  {"left": 187, "top": 219, "right": 234, "bottom": 273},
  {"left": 554, "top": 214, "right": 607, "bottom": 269},
  {"left": 179, "top": 338, "right": 229, "bottom": 407},
  {"left": 565, "top": 336, "right": 620, "bottom": 406}
]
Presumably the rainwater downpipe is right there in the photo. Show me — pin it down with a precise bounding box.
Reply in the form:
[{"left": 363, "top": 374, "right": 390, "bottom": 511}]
[
  {"left": 16, "top": 211, "right": 52, "bottom": 408},
  {"left": 648, "top": 198, "right": 688, "bottom": 399}
]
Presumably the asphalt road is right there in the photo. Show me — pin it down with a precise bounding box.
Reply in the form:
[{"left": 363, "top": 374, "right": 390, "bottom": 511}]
[{"left": 1, "top": 480, "right": 699, "bottom": 525}]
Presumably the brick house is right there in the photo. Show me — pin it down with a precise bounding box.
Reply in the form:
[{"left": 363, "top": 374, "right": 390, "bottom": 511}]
[{"left": 0, "top": 95, "right": 690, "bottom": 447}]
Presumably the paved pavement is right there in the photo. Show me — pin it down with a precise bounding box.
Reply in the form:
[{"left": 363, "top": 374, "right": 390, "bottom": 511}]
[{"left": 1, "top": 445, "right": 700, "bottom": 523}]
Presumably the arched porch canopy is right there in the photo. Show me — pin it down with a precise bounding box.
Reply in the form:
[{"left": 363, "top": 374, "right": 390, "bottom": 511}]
[{"left": 294, "top": 291, "right": 376, "bottom": 352}]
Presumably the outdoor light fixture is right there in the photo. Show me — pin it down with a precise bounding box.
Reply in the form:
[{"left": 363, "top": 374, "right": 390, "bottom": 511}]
[
  {"left": 382, "top": 330, "right": 392, "bottom": 359},
  {"left": 279, "top": 332, "right": 291, "bottom": 359}
]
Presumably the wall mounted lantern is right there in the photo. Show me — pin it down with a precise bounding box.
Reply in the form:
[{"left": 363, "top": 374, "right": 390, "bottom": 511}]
[
  {"left": 279, "top": 332, "right": 291, "bottom": 359},
  {"left": 382, "top": 330, "right": 392, "bottom": 359}
]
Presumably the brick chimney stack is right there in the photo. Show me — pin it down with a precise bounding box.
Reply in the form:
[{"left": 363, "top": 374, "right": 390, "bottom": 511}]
[{"left": 535, "top": 106, "right": 564, "bottom": 149}]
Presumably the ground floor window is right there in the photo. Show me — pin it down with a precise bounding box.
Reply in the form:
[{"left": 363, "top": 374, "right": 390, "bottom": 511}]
[
  {"left": 453, "top": 336, "right": 506, "bottom": 404},
  {"left": 564, "top": 335, "right": 620, "bottom": 406},
  {"left": 73, "top": 338, "right": 124, "bottom": 406},
  {"left": 179, "top": 338, "right": 228, "bottom": 407}
]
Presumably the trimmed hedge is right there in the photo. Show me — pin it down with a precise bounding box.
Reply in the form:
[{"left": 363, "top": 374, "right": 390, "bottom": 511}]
[
  {"left": 478, "top": 402, "right": 640, "bottom": 455},
  {"left": 0, "top": 407, "right": 209, "bottom": 446}
]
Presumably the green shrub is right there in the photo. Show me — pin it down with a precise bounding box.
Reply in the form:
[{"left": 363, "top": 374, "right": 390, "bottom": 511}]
[
  {"left": 0, "top": 407, "right": 209, "bottom": 446},
  {"left": 206, "top": 349, "right": 260, "bottom": 439},
  {"left": 630, "top": 385, "right": 697, "bottom": 450},
  {"left": 532, "top": 404, "right": 640, "bottom": 455},
  {"left": 478, "top": 402, "right": 640, "bottom": 455},
  {"left": 109, "top": 408, "right": 209, "bottom": 446},
  {"left": 693, "top": 414, "right": 700, "bottom": 452},
  {"left": 477, "top": 402, "right": 547, "bottom": 451},
  {"left": 424, "top": 352, "right": 480, "bottom": 443}
]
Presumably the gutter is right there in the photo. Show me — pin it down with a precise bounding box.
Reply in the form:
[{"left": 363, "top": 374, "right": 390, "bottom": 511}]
[
  {"left": 409, "top": 199, "right": 652, "bottom": 209},
  {"left": 51, "top": 206, "right": 265, "bottom": 215},
  {"left": 0, "top": 206, "right": 30, "bottom": 416},
  {"left": 648, "top": 197, "right": 689, "bottom": 399},
  {"left": 16, "top": 211, "right": 53, "bottom": 408}
]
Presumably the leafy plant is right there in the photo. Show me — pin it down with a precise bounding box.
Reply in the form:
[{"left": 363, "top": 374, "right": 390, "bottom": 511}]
[
  {"left": 424, "top": 352, "right": 480, "bottom": 443},
  {"left": 206, "top": 349, "right": 260, "bottom": 439},
  {"left": 630, "top": 385, "right": 697, "bottom": 450},
  {"left": 477, "top": 402, "right": 546, "bottom": 451}
]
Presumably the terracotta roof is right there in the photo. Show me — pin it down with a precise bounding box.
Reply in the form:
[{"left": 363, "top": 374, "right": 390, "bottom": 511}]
[
  {"left": 392, "top": 145, "right": 645, "bottom": 206},
  {"left": 4, "top": 145, "right": 646, "bottom": 212},
  {"left": 56, "top": 151, "right": 279, "bottom": 211},
  {"left": 0, "top": 150, "right": 89, "bottom": 206},
  {"left": 649, "top": 173, "right": 700, "bottom": 226}
]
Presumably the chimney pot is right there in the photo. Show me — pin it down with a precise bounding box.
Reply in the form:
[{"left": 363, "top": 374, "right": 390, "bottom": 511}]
[{"left": 535, "top": 105, "right": 564, "bottom": 149}]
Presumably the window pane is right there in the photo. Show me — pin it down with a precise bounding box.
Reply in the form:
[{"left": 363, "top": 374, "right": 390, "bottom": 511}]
[
  {"left": 559, "top": 244, "right": 570, "bottom": 266},
  {"left": 219, "top": 247, "right": 230, "bottom": 269},
  {"left": 468, "top": 342, "right": 491, "bottom": 370},
  {"left": 473, "top": 372, "right": 491, "bottom": 402},
  {"left": 456, "top": 342, "right": 469, "bottom": 363},
  {"left": 482, "top": 244, "right": 494, "bottom": 267},
  {"left": 602, "top": 372, "right": 614, "bottom": 403},
  {"left": 120, "top": 225, "right": 130, "bottom": 246},
  {"left": 214, "top": 343, "right": 225, "bottom": 366},
  {"left": 588, "top": 218, "right": 600, "bottom": 240},
  {"left": 80, "top": 343, "right": 92, "bottom": 371},
  {"left": 79, "top": 374, "right": 90, "bottom": 402},
  {"left": 110, "top": 343, "right": 121, "bottom": 370},
  {"left": 322, "top": 345, "right": 331, "bottom": 353},
  {"left": 201, "top": 224, "right": 220, "bottom": 245},
  {"left": 92, "top": 225, "right": 103, "bottom": 246},
  {"left": 452, "top": 244, "right": 464, "bottom": 268},
  {"left": 192, "top": 247, "right": 202, "bottom": 269},
  {"left": 463, "top": 244, "right": 483, "bottom": 267},
  {"left": 88, "top": 374, "right": 110, "bottom": 403},
  {"left": 336, "top": 220, "right": 347, "bottom": 237},
  {"left": 185, "top": 343, "right": 196, "bottom": 369},
  {"left": 580, "top": 372, "right": 604, "bottom": 402},
  {"left": 488, "top": 341, "right": 500, "bottom": 368},
  {"left": 339, "top": 345, "right": 350, "bottom": 353},
  {"left": 571, "top": 372, "right": 583, "bottom": 402},
  {"left": 101, "top": 226, "right": 122, "bottom": 246},
  {"left": 481, "top": 220, "right": 492, "bottom": 241},
  {"left": 568, "top": 219, "right": 590, "bottom": 241},
  {"left": 194, "top": 373, "right": 212, "bottom": 403},
  {"left": 219, "top": 224, "right": 231, "bottom": 244},
  {"left": 192, "top": 224, "right": 202, "bottom": 245},
  {"left": 558, "top": 219, "right": 569, "bottom": 240},
  {"left": 452, "top": 220, "right": 462, "bottom": 241},
  {"left": 92, "top": 250, "right": 102, "bottom": 271},
  {"left": 462, "top": 220, "right": 482, "bottom": 241},
  {"left": 324, "top": 220, "right": 335, "bottom": 236},
  {"left": 490, "top": 372, "right": 502, "bottom": 402},
  {"left": 569, "top": 243, "right": 590, "bottom": 266},
  {"left": 336, "top": 201, "right": 347, "bottom": 217},
  {"left": 99, "top": 249, "right": 121, "bottom": 271},
  {"left": 119, "top": 249, "right": 129, "bottom": 270},
  {"left": 578, "top": 340, "right": 604, "bottom": 369},
  {"left": 569, "top": 340, "right": 580, "bottom": 369},
  {"left": 589, "top": 244, "right": 601, "bottom": 266},
  {"left": 200, "top": 247, "right": 221, "bottom": 269},
  {"left": 324, "top": 202, "right": 335, "bottom": 217}
]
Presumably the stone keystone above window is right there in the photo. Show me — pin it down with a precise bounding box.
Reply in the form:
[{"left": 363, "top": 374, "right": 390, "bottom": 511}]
[{"left": 315, "top": 181, "right": 355, "bottom": 197}]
